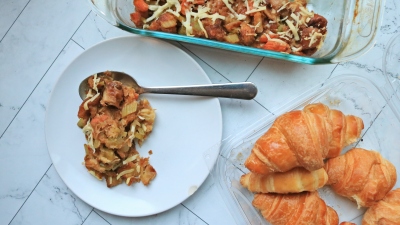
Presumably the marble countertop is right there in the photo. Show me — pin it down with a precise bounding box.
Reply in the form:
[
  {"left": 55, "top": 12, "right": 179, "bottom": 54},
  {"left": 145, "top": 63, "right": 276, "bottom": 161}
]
[{"left": 0, "top": 0, "right": 399, "bottom": 224}]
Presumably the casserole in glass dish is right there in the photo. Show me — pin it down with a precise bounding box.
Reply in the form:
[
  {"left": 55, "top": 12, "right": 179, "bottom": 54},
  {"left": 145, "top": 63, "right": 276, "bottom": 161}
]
[{"left": 88, "top": 0, "right": 383, "bottom": 64}]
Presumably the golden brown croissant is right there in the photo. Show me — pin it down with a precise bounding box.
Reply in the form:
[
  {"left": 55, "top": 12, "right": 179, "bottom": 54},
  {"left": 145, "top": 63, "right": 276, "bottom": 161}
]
[
  {"left": 252, "top": 191, "right": 339, "bottom": 225},
  {"left": 324, "top": 148, "right": 397, "bottom": 208},
  {"left": 245, "top": 103, "right": 364, "bottom": 175},
  {"left": 340, "top": 222, "right": 356, "bottom": 225},
  {"left": 240, "top": 167, "right": 328, "bottom": 193},
  {"left": 362, "top": 188, "right": 400, "bottom": 225}
]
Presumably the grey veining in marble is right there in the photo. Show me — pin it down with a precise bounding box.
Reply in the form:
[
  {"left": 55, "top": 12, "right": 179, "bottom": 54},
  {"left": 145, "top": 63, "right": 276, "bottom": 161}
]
[
  {"left": 0, "top": 0, "right": 29, "bottom": 40},
  {"left": 0, "top": 41, "right": 84, "bottom": 225},
  {"left": 9, "top": 166, "right": 92, "bottom": 225},
  {"left": 0, "top": 0, "right": 90, "bottom": 135}
]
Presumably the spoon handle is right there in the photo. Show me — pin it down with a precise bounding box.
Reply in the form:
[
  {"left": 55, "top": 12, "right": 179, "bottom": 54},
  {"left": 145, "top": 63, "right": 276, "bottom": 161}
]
[{"left": 141, "top": 82, "right": 257, "bottom": 100}]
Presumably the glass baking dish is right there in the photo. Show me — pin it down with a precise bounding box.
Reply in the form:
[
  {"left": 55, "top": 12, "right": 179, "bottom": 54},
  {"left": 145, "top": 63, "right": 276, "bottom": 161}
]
[
  {"left": 211, "top": 74, "right": 400, "bottom": 224},
  {"left": 87, "top": 0, "right": 383, "bottom": 64}
]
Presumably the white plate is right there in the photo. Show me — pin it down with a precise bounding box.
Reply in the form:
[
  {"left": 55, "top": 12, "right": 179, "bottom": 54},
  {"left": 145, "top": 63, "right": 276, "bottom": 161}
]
[{"left": 45, "top": 36, "right": 222, "bottom": 217}]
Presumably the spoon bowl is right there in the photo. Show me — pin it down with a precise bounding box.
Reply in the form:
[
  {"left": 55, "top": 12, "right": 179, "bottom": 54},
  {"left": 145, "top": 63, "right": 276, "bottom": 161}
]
[{"left": 79, "top": 71, "right": 258, "bottom": 100}]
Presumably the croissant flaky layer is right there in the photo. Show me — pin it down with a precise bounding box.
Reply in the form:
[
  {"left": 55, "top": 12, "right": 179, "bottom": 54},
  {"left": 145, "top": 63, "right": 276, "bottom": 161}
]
[
  {"left": 240, "top": 167, "right": 328, "bottom": 194},
  {"left": 252, "top": 191, "right": 339, "bottom": 225},
  {"left": 324, "top": 148, "right": 397, "bottom": 208},
  {"left": 362, "top": 188, "right": 400, "bottom": 225},
  {"left": 245, "top": 103, "right": 364, "bottom": 175}
]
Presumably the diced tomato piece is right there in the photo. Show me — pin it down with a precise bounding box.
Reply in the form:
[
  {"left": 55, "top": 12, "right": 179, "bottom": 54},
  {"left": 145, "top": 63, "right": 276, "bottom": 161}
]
[{"left": 134, "top": 0, "right": 149, "bottom": 12}]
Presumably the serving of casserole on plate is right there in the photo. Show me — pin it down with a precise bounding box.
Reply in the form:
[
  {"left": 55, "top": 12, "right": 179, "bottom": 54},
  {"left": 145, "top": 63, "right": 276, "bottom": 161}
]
[{"left": 45, "top": 36, "right": 222, "bottom": 217}]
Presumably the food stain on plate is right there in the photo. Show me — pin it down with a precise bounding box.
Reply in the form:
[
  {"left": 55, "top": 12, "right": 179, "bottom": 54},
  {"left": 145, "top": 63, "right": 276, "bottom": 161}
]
[{"left": 188, "top": 185, "right": 198, "bottom": 196}]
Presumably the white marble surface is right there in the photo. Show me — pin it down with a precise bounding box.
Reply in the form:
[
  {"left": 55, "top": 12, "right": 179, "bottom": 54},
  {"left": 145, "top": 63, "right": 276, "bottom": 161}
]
[{"left": 0, "top": 0, "right": 399, "bottom": 224}]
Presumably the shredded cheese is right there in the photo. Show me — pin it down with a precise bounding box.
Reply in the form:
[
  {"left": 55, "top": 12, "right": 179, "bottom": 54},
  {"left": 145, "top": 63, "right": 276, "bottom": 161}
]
[
  {"left": 308, "top": 30, "right": 323, "bottom": 47},
  {"left": 83, "top": 92, "right": 100, "bottom": 110},
  {"left": 128, "top": 120, "right": 140, "bottom": 141},
  {"left": 222, "top": 0, "right": 246, "bottom": 20},
  {"left": 117, "top": 169, "right": 135, "bottom": 180},
  {"left": 191, "top": 6, "right": 225, "bottom": 22},
  {"left": 291, "top": 46, "right": 302, "bottom": 52},
  {"left": 145, "top": 0, "right": 180, "bottom": 23},
  {"left": 299, "top": 6, "right": 314, "bottom": 16},
  {"left": 285, "top": 20, "right": 299, "bottom": 41},
  {"left": 245, "top": 6, "right": 266, "bottom": 15},
  {"left": 290, "top": 13, "right": 301, "bottom": 26},
  {"left": 92, "top": 73, "right": 100, "bottom": 93},
  {"left": 277, "top": 2, "right": 290, "bottom": 12},
  {"left": 85, "top": 89, "right": 94, "bottom": 99},
  {"left": 166, "top": 9, "right": 180, "bottom": 17},
  {"left": 149, "top": 5, "right": 159, "bottom": 10},
  {"left": 197, "top": 18, "right": 208, "bottom": 38},
  {"left": 181, "top": 10, "right": 194, "bottom": 36},
  {"left": 82, "top": 120, "right": 95, "bottom": 152},
  {"left": 123, "top": 154, "right": 139, "bottom": 165},
  {"left": 269, "top": 38, "right": 288, "bottom": 45}
]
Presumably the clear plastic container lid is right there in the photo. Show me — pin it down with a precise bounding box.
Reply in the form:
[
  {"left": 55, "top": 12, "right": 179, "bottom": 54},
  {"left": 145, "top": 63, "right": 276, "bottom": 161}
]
[
  {"left": 383, "top": 33, "right": 400, "bottom": 121},
  {"left": 211, "top": 73, "right": 400, "bottom": 224}
]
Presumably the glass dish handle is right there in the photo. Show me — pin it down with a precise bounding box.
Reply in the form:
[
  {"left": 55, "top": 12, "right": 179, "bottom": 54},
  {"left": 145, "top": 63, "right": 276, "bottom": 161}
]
[
  {"left": 332, "top": 0, "right": 384, "bottom": 63},
  {"left": 86, "top": 0, "right": 117, "bottom": 26}
]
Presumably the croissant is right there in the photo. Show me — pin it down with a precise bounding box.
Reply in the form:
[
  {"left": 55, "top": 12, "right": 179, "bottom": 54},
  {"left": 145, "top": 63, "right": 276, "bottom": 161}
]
[
  {"left": 252, "top": 191, "right": 339, "bottom": 225},
  {"left": 339, "top": 222, "right": 356, "bottom": 225},
  {"left": 324, "top": 148, "right": 397, "bottom": 208},
  {"left": 240, "top": 167, "right": 328, "bottom": 193},
  {"left": 362, "top": 188, "right": 400, "bottom": 225},
  {"left": 245, "top": 103, "right": 364, "bottom": 175}
]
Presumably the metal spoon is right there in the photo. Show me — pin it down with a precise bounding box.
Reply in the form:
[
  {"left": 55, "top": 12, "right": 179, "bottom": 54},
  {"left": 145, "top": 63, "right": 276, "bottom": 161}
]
[{"left": 79, "top": 71, "right": 258, "bottom": 100}]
